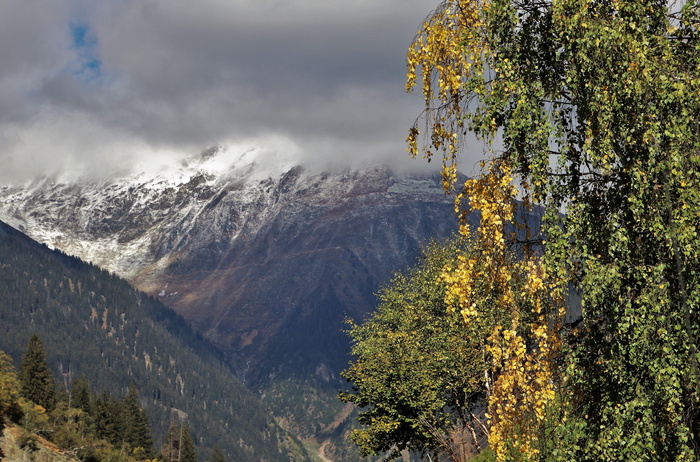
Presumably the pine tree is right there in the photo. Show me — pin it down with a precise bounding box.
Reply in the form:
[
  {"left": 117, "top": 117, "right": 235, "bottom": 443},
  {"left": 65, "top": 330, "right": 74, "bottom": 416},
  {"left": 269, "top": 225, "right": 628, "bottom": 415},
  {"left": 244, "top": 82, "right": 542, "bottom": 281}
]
[
  {"left": 123, "top": 383, "right": 154, "bottom": 459},
  {"left": 18, "top": 334, "right": 56, "bottom": 411},
  {"left": 70, "top": 374, "right": 92, "bottom": 414},
  {"left": 162, "top": 419, "right": 181, "bottom": 462},
  {"left": 162, "top": 419, "right": 198, "bottom": 462},
  {"left": 179, "top": 423, "right": 198, "bottom": 462},
  {"left": 94, "top": 391, "right": 123, "bottom": 445},
  {"left": 211, "top": 446, "right": 225, "bottom": 462}
]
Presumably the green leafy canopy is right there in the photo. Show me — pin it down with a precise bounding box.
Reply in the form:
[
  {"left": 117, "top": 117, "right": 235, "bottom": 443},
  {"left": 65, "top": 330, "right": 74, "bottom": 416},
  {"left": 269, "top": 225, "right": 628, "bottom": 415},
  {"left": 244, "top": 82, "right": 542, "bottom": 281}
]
[
  {"left": 341, "top": 239, "right": 501, "bottom": 461},
  {"left": 408, "top": 0, "right": 700, "bottom": 459}
]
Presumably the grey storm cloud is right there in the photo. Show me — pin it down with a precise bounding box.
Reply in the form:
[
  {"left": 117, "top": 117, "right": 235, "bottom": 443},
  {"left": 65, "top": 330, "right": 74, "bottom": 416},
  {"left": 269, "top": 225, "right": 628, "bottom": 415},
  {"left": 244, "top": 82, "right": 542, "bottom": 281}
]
[{"left": 0, "top": 0, "right": 471, "bottom": 182}]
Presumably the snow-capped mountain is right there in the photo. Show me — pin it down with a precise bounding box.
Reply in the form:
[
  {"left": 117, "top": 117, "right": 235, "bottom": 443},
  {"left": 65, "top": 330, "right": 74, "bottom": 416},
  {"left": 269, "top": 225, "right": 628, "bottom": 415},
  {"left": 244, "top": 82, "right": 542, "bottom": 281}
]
[
  {"left": 0, "top": 145, "right": 298, "bottom": 279},
  {"left": 0, "top": 145, "right": 465, "bottom": 383}
]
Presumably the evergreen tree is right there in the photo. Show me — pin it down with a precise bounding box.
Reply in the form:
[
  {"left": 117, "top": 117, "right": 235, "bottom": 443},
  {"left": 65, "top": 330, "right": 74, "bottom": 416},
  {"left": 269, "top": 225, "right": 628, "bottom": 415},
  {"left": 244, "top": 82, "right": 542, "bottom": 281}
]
[
  {"left": 162, "top": 420, "right": 198, "bottom": 462},
  {"left": 70, "top": 374, "right": 92, "bottom": 415},
  {"left": 211, "top": 446, "right": 225, "bottom": 462},
  {"left": 123, "top": 383, "right": 154, "bottom": 458},
  {"left": 179, "top": 423, "right": 198, "bottom": 462},
  {"left": 162, "top": 420, "right": 181, "bottom": 462},
  {"left": 94, "top": 391, "right": 123, "bottom": 445},
  {"left": 18, "top": 334, "right": 56, "bottom": 411}
]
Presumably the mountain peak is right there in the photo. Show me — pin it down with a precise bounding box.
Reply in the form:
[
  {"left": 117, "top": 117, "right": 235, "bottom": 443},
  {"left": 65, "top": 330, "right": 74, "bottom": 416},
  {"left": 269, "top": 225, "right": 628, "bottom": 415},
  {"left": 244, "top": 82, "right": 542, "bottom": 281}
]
[{"left": 0, "top": 157, "right": 459, "bottom": 386}]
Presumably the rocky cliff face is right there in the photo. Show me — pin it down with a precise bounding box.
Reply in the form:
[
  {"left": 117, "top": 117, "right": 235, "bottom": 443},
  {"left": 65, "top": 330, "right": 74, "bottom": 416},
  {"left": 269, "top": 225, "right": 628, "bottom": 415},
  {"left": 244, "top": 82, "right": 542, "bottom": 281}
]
[{"left": 0, "top": 147, "right": 466, "bottom": 384}]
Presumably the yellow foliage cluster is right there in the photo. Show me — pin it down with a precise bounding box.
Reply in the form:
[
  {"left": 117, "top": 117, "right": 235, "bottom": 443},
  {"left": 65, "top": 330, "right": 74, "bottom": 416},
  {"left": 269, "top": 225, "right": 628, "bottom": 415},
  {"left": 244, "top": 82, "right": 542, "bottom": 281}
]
[
  {"left": 407, "top": 2, "right": 569, "bottom": 459},
  {"left": 406, "top": 0, "right": 490, "bottom": 167},
  {"left": 0, "top": 351, "right": 20, "bottom": 419},
  {"left": 440, "top": 160, "right": 564, "bottom": 461},
  {"left": 406, "top": 0, "right": 487, "bottom": 103},
  {"left": 485, "top": 262, "right": 564, "bottom": 462}
]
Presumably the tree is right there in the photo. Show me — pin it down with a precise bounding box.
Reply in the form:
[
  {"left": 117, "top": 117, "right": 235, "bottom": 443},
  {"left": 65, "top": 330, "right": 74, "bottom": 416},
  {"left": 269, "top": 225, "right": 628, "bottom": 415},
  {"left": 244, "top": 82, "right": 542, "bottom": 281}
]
[
  {"left": 93, "top": 391, "right": 123, "bottom": 445},
  {"left": 211, "top": 446, "right": 225, "bottom": 462},
  {"left": 70, "top": 374, "right": 92, "bottom": 415},
  {"left": 18, "top": 334, "right": 56, "bottom": 412},
  {"left": 408, "top": 0, "right": 700, "bottom": 460},
  {"left": 162, "top": 419, "right": 198, "bottom": 462},
  {"left": 50, "top": 402, "right": 92, "bottom": 452},
  {"left": 162, "top": 420, "right": 180, "bottom": 462},
  {"left": 0, "top": 350, "right": 21, "bottom": 422},
  {"left": 123, "top": 383, "right": 154, "bottom": 459},
  {"left": 341, "top": 239, "right": 510, "bottom": 461},
  {"left": 179, "top": 423, "right": 198, "bottom": 462}
]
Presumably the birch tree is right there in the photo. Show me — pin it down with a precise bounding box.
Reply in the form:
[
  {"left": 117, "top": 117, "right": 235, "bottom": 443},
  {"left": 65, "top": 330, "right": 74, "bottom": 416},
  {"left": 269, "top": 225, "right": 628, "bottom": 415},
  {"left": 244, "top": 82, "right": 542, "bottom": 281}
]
[{"left": 408, "top": 0, "right": 700, "bottom": 459}]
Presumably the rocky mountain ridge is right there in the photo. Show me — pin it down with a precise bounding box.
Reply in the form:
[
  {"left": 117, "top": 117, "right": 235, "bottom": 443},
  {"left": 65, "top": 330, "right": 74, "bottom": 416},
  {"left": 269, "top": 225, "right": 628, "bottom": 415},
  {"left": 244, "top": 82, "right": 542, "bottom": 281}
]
[{"left": 0, "top": 146, "right": 464, "bottom": 385}]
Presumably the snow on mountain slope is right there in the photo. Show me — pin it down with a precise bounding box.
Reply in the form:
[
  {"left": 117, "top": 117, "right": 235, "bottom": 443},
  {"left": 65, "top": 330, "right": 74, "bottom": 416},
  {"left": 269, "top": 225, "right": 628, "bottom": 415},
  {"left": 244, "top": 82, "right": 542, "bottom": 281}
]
[
  {"left": 0, "top": 145, "right": 464, "bottom": 383},
  {"left": 0, "top": 146, "right": 294, "bottom": 277}
]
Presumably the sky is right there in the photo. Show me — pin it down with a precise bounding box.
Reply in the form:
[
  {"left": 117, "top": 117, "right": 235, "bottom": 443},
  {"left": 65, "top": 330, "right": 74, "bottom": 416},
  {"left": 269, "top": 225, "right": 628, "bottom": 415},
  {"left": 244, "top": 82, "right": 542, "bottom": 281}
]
[{"left": 0, "top": 0, "right": 476, "bottom": 183}]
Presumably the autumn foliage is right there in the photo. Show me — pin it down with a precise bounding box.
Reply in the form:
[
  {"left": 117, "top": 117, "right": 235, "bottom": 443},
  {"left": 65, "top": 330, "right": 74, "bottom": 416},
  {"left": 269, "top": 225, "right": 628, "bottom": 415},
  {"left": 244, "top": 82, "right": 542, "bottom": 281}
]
[{"left": 401, "top": 0, "right": 700, "bottom": 460}]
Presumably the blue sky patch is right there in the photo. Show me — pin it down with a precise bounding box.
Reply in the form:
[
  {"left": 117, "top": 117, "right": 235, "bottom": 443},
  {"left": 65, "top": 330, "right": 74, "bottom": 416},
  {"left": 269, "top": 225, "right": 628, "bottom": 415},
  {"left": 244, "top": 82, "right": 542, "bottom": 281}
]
[{"left": 69, "top": 23, "right": 102, "bottom": 80}]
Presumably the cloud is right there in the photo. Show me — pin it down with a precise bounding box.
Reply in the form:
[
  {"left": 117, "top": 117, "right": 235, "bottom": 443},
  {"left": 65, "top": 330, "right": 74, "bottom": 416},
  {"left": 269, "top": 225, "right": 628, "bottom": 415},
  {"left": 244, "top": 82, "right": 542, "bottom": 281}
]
[{"left": 0, "top": 0, "right": 481, "bottom": 182}]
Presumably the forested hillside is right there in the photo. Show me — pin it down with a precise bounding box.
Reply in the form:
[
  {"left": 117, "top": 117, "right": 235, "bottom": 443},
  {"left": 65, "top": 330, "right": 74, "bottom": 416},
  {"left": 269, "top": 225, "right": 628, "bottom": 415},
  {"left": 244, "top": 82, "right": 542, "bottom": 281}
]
[
  {"left": 0, "top": 220, "right": 310, "bottom": 462},
  {"left": 1, "top": 337, "right": 158, "bottom": 462}
]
